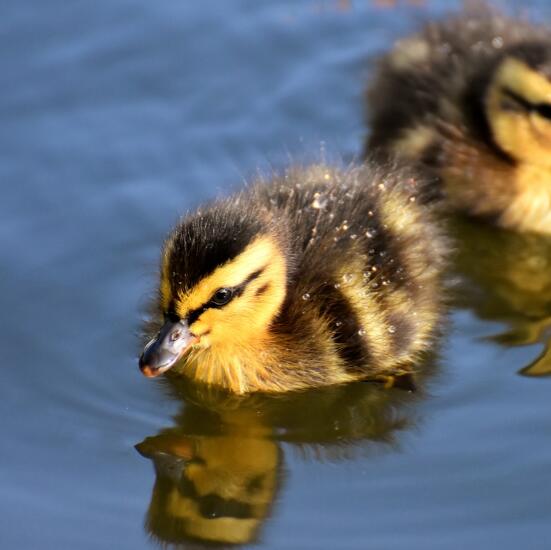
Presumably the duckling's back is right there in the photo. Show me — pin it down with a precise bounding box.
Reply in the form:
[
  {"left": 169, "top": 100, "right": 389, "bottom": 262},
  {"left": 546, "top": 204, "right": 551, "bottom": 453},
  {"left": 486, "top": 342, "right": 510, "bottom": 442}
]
[{"left": 252, "top": 164, "right": 448, "bottom": 383}]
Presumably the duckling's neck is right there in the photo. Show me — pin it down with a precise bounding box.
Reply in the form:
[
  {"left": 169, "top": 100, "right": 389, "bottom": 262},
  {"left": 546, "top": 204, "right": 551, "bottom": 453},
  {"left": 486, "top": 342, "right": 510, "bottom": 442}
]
[
  {"left": 443, "top": 138, "right": 551, "bottom": 234},
  {"left": 180, "top": 327, "right": 351, "bottom": 394},
  {"left": 180, "top": 346, "right": 262, "bottom": 395},
  {"left": 502, "top": 162, "right": 551, "bottom": 233},
  {"left": 181, "top": 336, "right": 290, "bottom": 394}
]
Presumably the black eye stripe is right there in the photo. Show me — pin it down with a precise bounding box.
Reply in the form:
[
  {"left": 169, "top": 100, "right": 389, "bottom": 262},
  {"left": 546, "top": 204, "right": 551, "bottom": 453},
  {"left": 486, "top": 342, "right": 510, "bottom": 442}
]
[
  {"left": 535, "top": 103, "right": 551, "bottom": 119},
  {"left": 187, "top": 306, "right": 206, "bottom": 325},
  {"left": 186, "top": 267, "right": 266, "bottom": 324},
  {"left": 228, "top": 267, "right": 265, "bottom": 299},
  {"left": 164, "top": 310, "right": 180, "bottom": 323},
  {"left": 501, "top": 87, "right": 533, "bottom": 111},
  {"left": 501, "top": 87, "right": 551, "bottom": 119}
]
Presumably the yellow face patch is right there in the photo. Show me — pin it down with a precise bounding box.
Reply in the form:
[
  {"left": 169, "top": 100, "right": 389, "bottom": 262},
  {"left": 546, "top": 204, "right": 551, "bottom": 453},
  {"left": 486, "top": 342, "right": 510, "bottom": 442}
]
[
  {"left": 486, "top": 57, "right": 551, "bottom": 165},
  {"left": 161, "top": 235, "right": 287, "bottom": 348},
  {"left": 493, "top": 58, "right": 551, "bottom": 106}
]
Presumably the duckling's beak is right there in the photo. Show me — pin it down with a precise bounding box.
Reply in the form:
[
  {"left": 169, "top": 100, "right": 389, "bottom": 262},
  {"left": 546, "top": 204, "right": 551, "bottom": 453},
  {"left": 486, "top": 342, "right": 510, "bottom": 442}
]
[{"left": 139, "top": 320, "right": 196, "bottom": 378}]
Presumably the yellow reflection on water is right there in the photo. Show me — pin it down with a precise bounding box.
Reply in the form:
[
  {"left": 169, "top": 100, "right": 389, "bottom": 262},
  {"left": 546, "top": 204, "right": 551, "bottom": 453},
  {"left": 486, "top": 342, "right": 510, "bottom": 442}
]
[
  {"left": 136, "top": 372, "right": 434, "bottom": 547},
  {"left": 451, "top": 216, "right": 551, "bottom": 377}
]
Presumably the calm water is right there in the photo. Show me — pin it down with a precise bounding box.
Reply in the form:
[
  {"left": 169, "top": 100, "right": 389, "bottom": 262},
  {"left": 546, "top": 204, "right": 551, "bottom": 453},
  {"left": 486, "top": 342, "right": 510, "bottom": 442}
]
[{"left": 2, "top": 1, "right": 551, "bottom": 548}]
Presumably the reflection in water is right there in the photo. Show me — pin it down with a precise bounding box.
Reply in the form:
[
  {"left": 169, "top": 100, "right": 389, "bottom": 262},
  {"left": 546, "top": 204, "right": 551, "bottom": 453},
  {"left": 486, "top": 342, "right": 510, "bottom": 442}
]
[
  {"left": 452, "top": 217, "right": 551, "bottom": 377},
  {"left": 136, "top": 372, "right": 433, "bottom": 547},
  {"left": 137, "top": 409, "right": 278, "bottom": 546}
]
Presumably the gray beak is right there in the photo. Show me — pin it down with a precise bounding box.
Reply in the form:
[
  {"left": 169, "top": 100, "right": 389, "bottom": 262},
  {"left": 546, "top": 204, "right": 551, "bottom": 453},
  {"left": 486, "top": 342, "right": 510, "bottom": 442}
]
[{"left": 139, "top": 319, "right": 195, "bottom": 378}]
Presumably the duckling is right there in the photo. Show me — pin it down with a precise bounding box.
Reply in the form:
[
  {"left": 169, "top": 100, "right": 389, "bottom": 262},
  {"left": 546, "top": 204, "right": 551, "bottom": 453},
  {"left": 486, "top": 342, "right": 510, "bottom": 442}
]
[
  {"left": 365, "top": 4, "right": 551, "bottom": 234},
  {"left": 139, "top": 163, "right": 447, "bottom": 394}
]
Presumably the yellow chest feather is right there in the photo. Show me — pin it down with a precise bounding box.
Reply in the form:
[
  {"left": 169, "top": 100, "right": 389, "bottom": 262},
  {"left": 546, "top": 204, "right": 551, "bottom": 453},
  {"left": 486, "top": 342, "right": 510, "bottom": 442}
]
[
  {"left": 178, "top": 333, "right": 355, "bottom": 395},
  {"left": 501, "top": 164, "right": 551, "bottom": 234}
]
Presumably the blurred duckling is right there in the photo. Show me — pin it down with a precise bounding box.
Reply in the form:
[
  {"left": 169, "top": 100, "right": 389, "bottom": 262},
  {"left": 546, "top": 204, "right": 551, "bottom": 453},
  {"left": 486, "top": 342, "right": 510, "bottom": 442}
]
[
  {"left": 365, "top": 5, "right": 551, "bottom": 234},
  {"left": 139, "top": 163, "right": 447, "bottom": 394}
]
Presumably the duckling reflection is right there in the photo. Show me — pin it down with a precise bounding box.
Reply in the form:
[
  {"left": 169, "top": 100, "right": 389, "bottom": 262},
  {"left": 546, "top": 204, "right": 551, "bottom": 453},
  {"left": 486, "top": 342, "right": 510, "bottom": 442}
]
[
  {"left": 451, "top": 216, "right": 551, "bottom": 377},
  {"left": 136, "top": 373, "right": 431, "bottom": 548},
  {"left": 136, "top": 408, "right": 278, "bottom": 546}
]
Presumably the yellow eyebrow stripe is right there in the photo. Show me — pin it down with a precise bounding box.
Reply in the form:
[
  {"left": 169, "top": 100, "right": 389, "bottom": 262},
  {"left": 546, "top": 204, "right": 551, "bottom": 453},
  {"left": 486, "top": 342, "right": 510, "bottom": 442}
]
[{"left": 186, "top": 267, "right": 266, "bottom": 324}]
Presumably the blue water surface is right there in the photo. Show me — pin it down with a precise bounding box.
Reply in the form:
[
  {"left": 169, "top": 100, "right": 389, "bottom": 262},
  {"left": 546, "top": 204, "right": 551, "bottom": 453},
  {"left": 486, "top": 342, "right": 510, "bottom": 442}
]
[{"left": 1, "top": 1, "right": 550, "bottom": 549}]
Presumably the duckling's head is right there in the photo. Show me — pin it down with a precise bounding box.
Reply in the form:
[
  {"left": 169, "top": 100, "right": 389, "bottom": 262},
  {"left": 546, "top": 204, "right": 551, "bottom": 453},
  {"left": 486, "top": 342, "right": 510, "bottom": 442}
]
[
  {"left": 485, "top": 42, "right": 551, "bottom": 166},
  {"left": 140, "top": 200, "right": 289, "bottom": 378}
]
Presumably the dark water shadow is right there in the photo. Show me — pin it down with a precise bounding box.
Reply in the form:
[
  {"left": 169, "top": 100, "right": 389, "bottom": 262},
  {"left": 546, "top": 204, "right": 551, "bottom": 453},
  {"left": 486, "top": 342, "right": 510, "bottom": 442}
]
[
  {"left": 450, "top": 215, "right": 551, "bottom": 377},
  {"left": 135, "top": 360, "right": 438, "bottom": 548}
]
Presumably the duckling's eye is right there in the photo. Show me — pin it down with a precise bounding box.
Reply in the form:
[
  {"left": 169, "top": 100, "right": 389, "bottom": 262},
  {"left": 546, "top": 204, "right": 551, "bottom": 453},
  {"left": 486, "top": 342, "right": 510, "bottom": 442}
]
[
  {"left": 535, "top": 103, "right": 551, "bottom": 120},
  {"left": 210, "top": 288, "right": 233, "bottom": 306}
]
